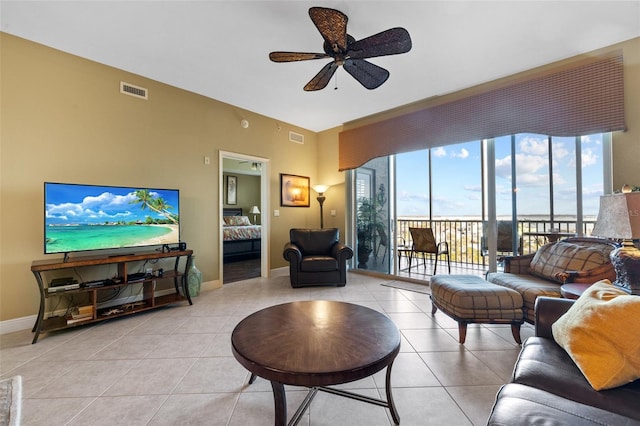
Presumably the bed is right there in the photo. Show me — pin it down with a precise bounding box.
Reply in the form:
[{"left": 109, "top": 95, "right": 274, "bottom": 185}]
[{"left": 223, "top": 208, "right": 261, "bottom": 263}]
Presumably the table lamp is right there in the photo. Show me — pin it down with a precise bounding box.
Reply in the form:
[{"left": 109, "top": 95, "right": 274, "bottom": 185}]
[
  {"left": 249, "top": 205, "right": 261, "bottom": 224},
  {"left": 312, "top": 185, "right": 330, "bottom": 228},
  {"left": 591, "top": 190, "right": 640, "bottom": 295}
]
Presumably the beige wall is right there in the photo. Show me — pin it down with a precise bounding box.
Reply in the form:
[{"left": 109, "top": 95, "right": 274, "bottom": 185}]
[
  {"left": 612, "top": 37, "right": 640, "bottom": 189},
  {"left": 0, "top": 34, "right": 332, "bottom": 321},
  {"left": 1, "top": 33, "right": 638, "bottom": 324}
]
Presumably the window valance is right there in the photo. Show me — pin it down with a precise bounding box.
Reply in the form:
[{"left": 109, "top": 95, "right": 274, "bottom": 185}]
[{"left": 339, "top": 49, "right": 625, "bottom": 171}]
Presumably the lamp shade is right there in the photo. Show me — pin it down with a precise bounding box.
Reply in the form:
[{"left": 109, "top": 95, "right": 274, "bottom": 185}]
[
  {"left": 249, "top": 205, "right": 260, "bottom": 215},
  {"left": 592, "top": 193, "right": 640, "bottom": 239},
  {"left": 312, "top": 184, "right": 329, "bottom": 194}
]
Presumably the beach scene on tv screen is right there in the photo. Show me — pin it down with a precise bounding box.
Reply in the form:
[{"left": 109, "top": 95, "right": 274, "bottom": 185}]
[{"left": 45, "top": 184, "right": 180, "bottom": 254}]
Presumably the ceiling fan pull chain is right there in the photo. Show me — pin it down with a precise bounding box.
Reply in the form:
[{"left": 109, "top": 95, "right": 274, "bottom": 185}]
[{"left": 334, "top": 72, "right": 339, "bottom": 90}]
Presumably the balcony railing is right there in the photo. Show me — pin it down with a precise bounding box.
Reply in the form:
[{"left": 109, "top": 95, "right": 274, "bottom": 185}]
[{"left": 391, "top": 218, "right": 596, "bottom": 269}]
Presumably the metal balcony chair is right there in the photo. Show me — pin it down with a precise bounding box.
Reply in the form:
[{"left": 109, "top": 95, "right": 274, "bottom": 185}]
[
  {"left": 481, "top": 221, "right": 523, "bottom": 257},
  {"left": 374, "top": 224, "right": 388, "bottom": 262},
  {"left": 408, "top": 227, "right": 451, "bottom": 275}
]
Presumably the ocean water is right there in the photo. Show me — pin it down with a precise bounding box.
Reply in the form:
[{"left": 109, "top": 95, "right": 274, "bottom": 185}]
[{"left": 45, "top": 225, "right": 174, "bottom": 253}]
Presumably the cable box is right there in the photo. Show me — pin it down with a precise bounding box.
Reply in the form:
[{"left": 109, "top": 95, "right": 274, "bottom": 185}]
[
  {"left": 50, "top": 277, "right": 78, "bottom": 287},
  {"left": 47, "top": 283, "right": 80, "bottom": 293}
]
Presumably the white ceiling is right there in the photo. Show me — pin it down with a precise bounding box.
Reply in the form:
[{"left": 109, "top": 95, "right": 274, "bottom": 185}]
[{"left": 2, "top": 1, "right": 639, "bottom": 132}]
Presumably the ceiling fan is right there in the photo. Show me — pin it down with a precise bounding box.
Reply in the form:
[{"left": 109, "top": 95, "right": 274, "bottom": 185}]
[{"left": 269, "top": 7, "right": 412, "bottom": 91}]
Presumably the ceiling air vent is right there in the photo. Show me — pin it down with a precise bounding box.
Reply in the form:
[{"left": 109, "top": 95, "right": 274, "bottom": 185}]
[
  {"left": 289, "top": 131, "right": 304, "bottom": 144},
  {"left": 120, "top": 81, "right": 148, "bottom": 100}
]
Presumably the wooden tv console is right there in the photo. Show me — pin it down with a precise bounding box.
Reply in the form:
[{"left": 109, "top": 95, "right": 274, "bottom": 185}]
[{"left": 30, "top": 250, "right": 194, "bottom": 344}]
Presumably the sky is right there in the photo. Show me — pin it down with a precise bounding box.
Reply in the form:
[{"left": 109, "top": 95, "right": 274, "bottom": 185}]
[
  {"left": 396, "top": 133, "right": 604, "bottom": 218},
  {"left": 45, "top": 184, "right": 180, "bottom": 225}
]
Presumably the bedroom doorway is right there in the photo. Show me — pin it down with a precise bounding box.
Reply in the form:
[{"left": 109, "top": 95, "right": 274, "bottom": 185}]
[{"left": 220, "top": 151, "right": 270, "bottom": 283}]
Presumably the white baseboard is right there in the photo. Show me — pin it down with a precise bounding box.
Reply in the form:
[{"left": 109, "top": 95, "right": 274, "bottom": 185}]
[
  {"left": 270, "top": 266, "right": 288, "bottom": 277},
  {"left": 0, "top": 316, "right": 36, "bottom": 335}
]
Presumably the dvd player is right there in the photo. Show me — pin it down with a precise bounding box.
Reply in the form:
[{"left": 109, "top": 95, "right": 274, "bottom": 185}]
[{"left": 127, "top": 272, "right": 148, "bottom": 282}]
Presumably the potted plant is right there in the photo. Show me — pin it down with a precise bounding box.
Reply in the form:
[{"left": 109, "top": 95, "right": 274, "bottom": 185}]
[{"left": 356, "top": 184, "right": 387, "bottom": 268}]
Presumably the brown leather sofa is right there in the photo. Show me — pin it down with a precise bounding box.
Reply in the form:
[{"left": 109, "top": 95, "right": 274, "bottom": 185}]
[
  {"left": 487, "top": 296, "right": 640, "bottom": 425},
  {"left": 283, "top": 228, "right": 353, "bottom": 288}
]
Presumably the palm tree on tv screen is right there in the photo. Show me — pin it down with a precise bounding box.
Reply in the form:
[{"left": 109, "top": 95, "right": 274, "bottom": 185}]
[{"left": 131, "top": 189, "right": 178, "bottom": 225}]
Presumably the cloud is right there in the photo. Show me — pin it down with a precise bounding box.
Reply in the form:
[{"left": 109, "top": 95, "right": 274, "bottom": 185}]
[
  {"left": 552, "top": 141, "right": 570, "bottom": 160},
  {"left": 451, "top": 148, "right": 469, "bottom": 159},
  {"left": 581, "top": 147, "right": 598, "bottom": 167},
  {"left": 46, "top": 191, "right": 140, "bottom": 223},
  {"left": 519, "top": 136, "right": 548, "bottom": 155},
  {"left": 432, "top": 147, "right": 447, "bottom": 157},
  {"left": 464, "top": 185, "right": 482, "bottom": 193},
  {"left": 495, "top": 155, "right": 512, "bottom": 178}
]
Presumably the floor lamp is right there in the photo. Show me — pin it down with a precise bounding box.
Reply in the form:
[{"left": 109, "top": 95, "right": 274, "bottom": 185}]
[
  {"left": 312, "top": 185, "right": 329, "bottom": 228},
  {"left": 591, "top": 190, "right": 640, "bottom": 295}
]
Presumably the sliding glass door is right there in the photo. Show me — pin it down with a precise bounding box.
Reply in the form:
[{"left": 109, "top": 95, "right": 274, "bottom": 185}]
[
  {"left": 349, "top": 132, "right": 609, "bottom": 279},
  {"left": 354, "top": 157, "right": 390, "bottom": 273}
]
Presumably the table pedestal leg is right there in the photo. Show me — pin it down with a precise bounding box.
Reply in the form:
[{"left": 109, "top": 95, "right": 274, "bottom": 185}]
[
  {"left": 270, "top": 381, "right": 287, "bottom": 426},
  {"left": 386, "top": 361, "right": 400, "bottom": 425}
]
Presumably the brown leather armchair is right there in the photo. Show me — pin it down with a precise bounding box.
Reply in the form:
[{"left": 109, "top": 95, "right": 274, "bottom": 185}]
[{"left": 283, "top": 228, "right": 353, "bottom": 288}]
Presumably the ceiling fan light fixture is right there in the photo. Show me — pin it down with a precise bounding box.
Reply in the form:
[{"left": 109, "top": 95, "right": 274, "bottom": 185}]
[{"left": 269, "top": 7, "right": 411, "bottom": 92}]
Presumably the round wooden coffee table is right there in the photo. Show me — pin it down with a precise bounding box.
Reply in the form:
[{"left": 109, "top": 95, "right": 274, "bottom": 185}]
[{"left": 231, "top": 300, "right": 401, "bottom": 425}]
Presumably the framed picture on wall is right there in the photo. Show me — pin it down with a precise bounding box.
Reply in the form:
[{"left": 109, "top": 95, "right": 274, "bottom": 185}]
[
  {"left": 280, "top": 174, "right": 310, "bottom": 207},
  {"left": 226, "top": 175, "right": 237, "bottom": 205}
]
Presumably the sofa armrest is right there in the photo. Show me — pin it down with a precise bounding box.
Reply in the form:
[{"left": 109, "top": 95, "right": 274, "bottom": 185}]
[
  {"left": 554, "top": 262, "right": 616, "bottom": 284},
  {"left": 501, "top": 253, "right": 535, "bottom": 274},
  {"left": 534, "top": 296, "right": 575, "bottom": 339},
  {"left": 332, "top": 242, "right": 354, "bottom": 263},
  {"left": 283, "top": 242, "right": 302, "bottom": 264}
]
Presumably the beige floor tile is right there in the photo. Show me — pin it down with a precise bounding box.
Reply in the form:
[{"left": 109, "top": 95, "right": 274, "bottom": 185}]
[
  {"left": 67, "top": 395, "right": 167, "bottom": 426},
  {"left": 1, "top": 271, "right": 526, "bottom": 425},
  {"left": 401, "top": 328, "right": 463, "bottom": 352},
  {"left": 418, "top": 351, "right": 504, "bottom": 387},
  {"left": 174, "top": 357, "right": 248, "bottom": 393},
  {"left": 103, "top": 358, "right": 197, "bottom": 396},
  {"left": 149, "top": 393, "right": 238, "bottom": 426},
  {"left": 392, "top": 387, "right": 473, "bottom": 425},
  {"left": 446, "top": 384, "right": 502, "bottom": 425}
]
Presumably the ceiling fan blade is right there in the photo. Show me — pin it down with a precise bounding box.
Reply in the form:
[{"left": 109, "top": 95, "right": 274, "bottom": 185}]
[
  {"left": 347, "top": 27, "right": 412, "bottom": 59},
  {"left": 309, "top": 7, "right": 348, "bottom": 53},
  {"left": 304, "top": 61, "right": 339, "bottom": 91},
  {"left": 343, "top": 59, "right": 390, "bottom": 90},
  {"left": 269, "top": 52, "right": 329, "bottom": 62}
]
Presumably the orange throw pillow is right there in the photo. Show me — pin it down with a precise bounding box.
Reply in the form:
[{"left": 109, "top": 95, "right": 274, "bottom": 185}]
[{"left": 552, "top": 280, "right": 640, "bottom": 390}]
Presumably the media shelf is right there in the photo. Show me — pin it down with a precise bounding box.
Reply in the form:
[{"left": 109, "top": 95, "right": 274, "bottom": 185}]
[{"left": 30, "top": 250, "right": 193, "bottom": 344}]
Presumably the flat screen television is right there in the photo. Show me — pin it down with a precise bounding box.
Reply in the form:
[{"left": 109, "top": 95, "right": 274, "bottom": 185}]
[{"left": 44, "top": 182, "right": 180, "bottom": 256}]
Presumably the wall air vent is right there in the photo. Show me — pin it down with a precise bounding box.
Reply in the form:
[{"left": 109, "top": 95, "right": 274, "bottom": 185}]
[
  {"left": 120, "top": 81, "right": 148, "bottom": 100},
  {"left": 289, "top": 131, "right": 304, "bottom": 144}
]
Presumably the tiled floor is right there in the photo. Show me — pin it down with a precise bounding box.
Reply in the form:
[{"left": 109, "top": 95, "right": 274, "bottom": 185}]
[{"left": 0, "top": 272, "right": 533, "bottom": 425}]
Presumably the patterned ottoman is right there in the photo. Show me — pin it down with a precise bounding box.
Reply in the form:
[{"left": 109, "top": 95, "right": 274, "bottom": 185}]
[{"left": 430, "top": 274, "right": 524, "bottom": 344}]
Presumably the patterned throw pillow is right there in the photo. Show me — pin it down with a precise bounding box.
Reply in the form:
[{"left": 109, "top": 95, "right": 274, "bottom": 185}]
[
  {"left": 226, "top": 215, "right": 252, "bottom": 226},
  {"left": 529, "top": 241, "right": 609, "bottom": 283}
]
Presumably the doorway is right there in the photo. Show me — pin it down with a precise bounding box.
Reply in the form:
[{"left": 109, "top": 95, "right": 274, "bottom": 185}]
[{"left": 219, "top": 151, "right": 270, "bottom": 283}]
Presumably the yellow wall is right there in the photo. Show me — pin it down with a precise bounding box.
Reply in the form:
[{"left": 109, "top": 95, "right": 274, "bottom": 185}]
[
  {"left": 0, "top": 33, "right": 338, "bottom": 321},
  {"left": 612, "top": 38, "right": 640, "bottom": 189},
  {"left": 1, "top": 32, "right": 638, "bottom": 324}
]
